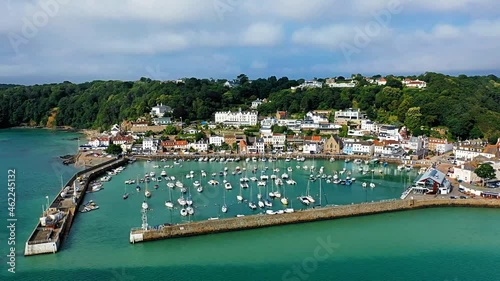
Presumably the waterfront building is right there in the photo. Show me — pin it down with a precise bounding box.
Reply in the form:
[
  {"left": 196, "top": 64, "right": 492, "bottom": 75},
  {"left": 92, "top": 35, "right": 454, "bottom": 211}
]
[
  {"left": 160, "top": 140, "right": 175, "bottom": 151},
  {"left": 303, "top": 141, "right": 321, "bottom": 154},
  {"left": 271, "top": 134, "right": 286, "bottom": 150},
  {"left": 260, "top": 117, "right": 277, "bottom": 128},
  {"left": 174, "top": 140, "right": 188, "bottom": 151},
  {"left": 188, "top": 141, "right": 208, "bottom": 152},
  {"left": 214, "top": 109, "right": 258, "bottom": 127},
  {"left": 451, "top": 162, "right": 481, "bottom": 183},
  {"left": 142, "top": 138, "right": 159, "bottom": 153},
  {"left": 413, "top": 168, "right": 451, "bottom": 194},
  {"left": 209, "top": 135, "right": 224, "bottom": 147},
  {"left": 256, "top": 138, "right": 265, "bottom": 154},
  {"left": 323, "top": 135, "right": 343, "bottom": 154}
]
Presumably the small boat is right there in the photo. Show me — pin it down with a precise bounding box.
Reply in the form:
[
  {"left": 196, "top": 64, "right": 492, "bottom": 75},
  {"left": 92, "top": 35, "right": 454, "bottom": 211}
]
[
  {"left": 142, "top": 201, "right": 149, "bottom": 210},
  {"left": 225, "top": 182, "right": 232, "bottom": 190},
  {"left": 161, "top": 170, "right": 167, "bottom": 177},
  {"left": 285, "top": 208, "right": 294, "bottom": 213},
  {"left": 362, "top": 182, "right": 367, "bottom": 188},
  {"left": 281, "top": 197, "right": 288, "bottom": 205},
  {"left": 165, "top": 201, "right": 174, "bottom": 208},
  {"left": 197, "top": 186, "right": 203, "bottom": 193},
  {"left": 154, "top": 184, "right": 159, "bottom": 189},
  {"left": 167, "top": 182, "right": 175, "bottom": 188},
  {"left": 193, "top": 181, "right": 201, "bottom": 187},
  {"left": 248, "top": 202, "right": 257, "bottom": 210},
  {"left": 186, "top": 206, "right": 194, "bottom": 215},
  {"left": 123, "top": 193, "right": 129, "bottom": 200},
  {"left": 180, "top": 208, "right": 188, "bottom": 216},
  {"left": 177, "top": 197, "right": 187, "bottom": 206},
  {"left": 370, "top": 183, "right": 376, "bottom": 188},
  {"left": 281, "top": 173, "right": 289, "bottom": 179},
  {"left": 175, "top": 181, "right": 184, "bottom": 188},
  {"left": 298, "top": 196, "right": 311, "bottom": 205},
  {"left": 266, "top": 210, "right": 276, "bottom": 215},
  {"left": 221, "top": 205, "right": 228, "bottom": 213},
  {"left": 264, "top": 199, "right": 273, "bottom": 207},
  {"left": 180, "top": 187, "right": 187, "bottom": 193}
]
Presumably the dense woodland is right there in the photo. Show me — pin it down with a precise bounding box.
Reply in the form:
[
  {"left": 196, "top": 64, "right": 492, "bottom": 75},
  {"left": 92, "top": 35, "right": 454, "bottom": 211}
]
[{"left": 0, "top": 72, "right": 499, "bottom": 142}]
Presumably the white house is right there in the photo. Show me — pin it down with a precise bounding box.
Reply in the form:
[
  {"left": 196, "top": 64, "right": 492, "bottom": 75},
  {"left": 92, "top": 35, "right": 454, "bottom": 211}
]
[
  {"left": 256, "top": 138, "right": 265, "bottom": 154},
  {"left": 377, "top": 78, "right": 387, "bottom": 86},
  {"left": 327, "top": 82, "right": 356, "bottom": 88},
  {"left": 452, "top": 164, "right": 480, "bottom": 183},
  {"left": 209, "top": 135, "right": 224, "bottom": 147},
  {"left": 251, "top": 99, "right": 264, "bottom": 109},
  {"left": 142, "top": 138, "right": 158, "bottom": 153},
  {"left": 214, "top": 109, "right": 258, "bottom": 127},
  {"left": 351, "top": 141, "right": 374, "bottom": 155},
  {"left": 361, "top": 120, "right": 378, "bottom": 133},
  {"left": 150, "top": 103, "right": 172, "bottom": 118},
  {"left": 303, "top": 142, "right": 321, "bottom": 154},
  {"left": 260, "top": 117, "right": 277, "bottom": 128},
  {"left": 306, "top": 111, "right": 329, "bottom": 124},
  {"left": 291, "top": 80, "right": 323, "bottom": 91},
  {"left": 110, "top": 124, "right": 121, "bottom": 137},
  {"left": 188, "top": 141, "right": 208, "bottom": 152},
  {"left": 334, "top": 108, "right": 366, "bottom": 122},
  {"left": 277, "top": 119, "right": 301, "bottom": 131},
  {"left": 271, "top": 134, "right": 286, "bottom": 149},
  {"left": 378, "top": 125, "right": 401, "bottom": 141},
  {"left": 403, "top": 79, "right": 427, "bottom": 88}
]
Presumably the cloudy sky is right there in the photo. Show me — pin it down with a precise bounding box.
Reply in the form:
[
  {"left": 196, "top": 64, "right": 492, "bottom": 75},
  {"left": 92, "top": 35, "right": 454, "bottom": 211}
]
[{"left": 1, "top": 0, "right": 499, "bottom": 84}]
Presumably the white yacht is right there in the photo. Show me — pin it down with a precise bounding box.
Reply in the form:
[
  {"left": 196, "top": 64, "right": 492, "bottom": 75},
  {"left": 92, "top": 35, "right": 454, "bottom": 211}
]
[
  {"left": 165, "top": 201, "right": 174, "bottom": 208},
  {"left": 142, "top": 201, "right": 149, "bottom": 210}
]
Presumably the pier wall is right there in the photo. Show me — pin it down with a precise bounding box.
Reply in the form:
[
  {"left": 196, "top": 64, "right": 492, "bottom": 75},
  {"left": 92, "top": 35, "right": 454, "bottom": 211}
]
[
  {"left": 25, "top": 157, "right": 128, "bottom": 256},
  {"left": 130, "top": 199, "right": 500, "bottom": 243}
]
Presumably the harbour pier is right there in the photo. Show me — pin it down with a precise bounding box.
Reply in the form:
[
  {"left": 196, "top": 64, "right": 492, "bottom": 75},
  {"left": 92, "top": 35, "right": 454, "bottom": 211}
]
[
  {"left": 130, "top": 198, "right": 500, "bottom": 243},
  {"left": 24, "top": 157, "right": 128, "bottom": 256}
]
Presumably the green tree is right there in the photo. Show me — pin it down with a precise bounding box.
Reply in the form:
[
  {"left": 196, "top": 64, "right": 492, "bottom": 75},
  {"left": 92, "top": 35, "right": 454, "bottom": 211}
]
[
  {"left": 105, "top": 144, "right": 122, "bottom": 155},
  {"left": 405, "top": 107, "right": 423, "bottom": 135},
  {"left": 474, "top": 163, "right": 496, "bottom": 186},
  {"left": 163, "top": 125, "right": 178, "bottom": 135}
]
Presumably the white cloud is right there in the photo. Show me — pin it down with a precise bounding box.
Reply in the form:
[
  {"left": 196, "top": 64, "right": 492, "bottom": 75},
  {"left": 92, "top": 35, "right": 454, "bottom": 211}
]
[{"left": 240, "top": 23, "right": 284, "bottom": 47}]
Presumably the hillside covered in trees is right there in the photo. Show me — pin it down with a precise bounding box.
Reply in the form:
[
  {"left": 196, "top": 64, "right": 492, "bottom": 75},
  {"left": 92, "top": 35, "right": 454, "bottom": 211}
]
[{"left": 0, "top": 73, "right": 499, "bottom": 142}]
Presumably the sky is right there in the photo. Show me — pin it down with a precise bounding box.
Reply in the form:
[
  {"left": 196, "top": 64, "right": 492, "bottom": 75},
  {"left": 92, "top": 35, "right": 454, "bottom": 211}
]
[{"left": 1, "top": 0, "right": 499, "bottom": 85}]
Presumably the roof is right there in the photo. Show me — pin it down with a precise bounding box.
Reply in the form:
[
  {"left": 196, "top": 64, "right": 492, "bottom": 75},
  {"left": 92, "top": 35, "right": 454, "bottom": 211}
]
[
  {"left": 418, "top": 168, "right": 446, "bottom": 185},
  {"left": 175, "top": 140, "right": 188, "bottom": 145}
]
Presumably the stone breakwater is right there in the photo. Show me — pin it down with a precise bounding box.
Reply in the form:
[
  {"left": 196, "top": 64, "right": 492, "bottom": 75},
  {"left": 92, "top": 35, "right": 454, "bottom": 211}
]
[{"left": 130, "top": 199, "right": 500, "bottom": 243}]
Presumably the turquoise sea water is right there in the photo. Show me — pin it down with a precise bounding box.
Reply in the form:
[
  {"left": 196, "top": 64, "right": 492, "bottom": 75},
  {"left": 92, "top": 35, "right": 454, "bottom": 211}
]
[{"left": 1, "top": 129, "right": 499, "bottom": 281}]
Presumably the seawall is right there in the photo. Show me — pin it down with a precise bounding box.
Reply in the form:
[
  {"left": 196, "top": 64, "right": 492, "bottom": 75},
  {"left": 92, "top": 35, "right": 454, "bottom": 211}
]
[{"left": 130, "top": 198, "right": 500, "bottom": 243}]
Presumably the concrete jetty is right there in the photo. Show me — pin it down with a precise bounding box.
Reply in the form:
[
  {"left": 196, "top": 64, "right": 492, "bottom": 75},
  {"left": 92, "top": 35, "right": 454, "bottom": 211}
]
[
  {"left": 24, "top": 157, "right": 128, "bottom": 256},
  {"left": 130, "top": 198, "right": 500, "bottom": 243}
]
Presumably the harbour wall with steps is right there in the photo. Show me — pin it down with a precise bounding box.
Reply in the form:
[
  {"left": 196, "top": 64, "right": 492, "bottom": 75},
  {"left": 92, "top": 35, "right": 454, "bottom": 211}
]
[
  {"left": 129, "top": 198, "right": 500, "bottom": 243},
  {"left": 25, "top": 157, "right": 128, "bottom": 256}
]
